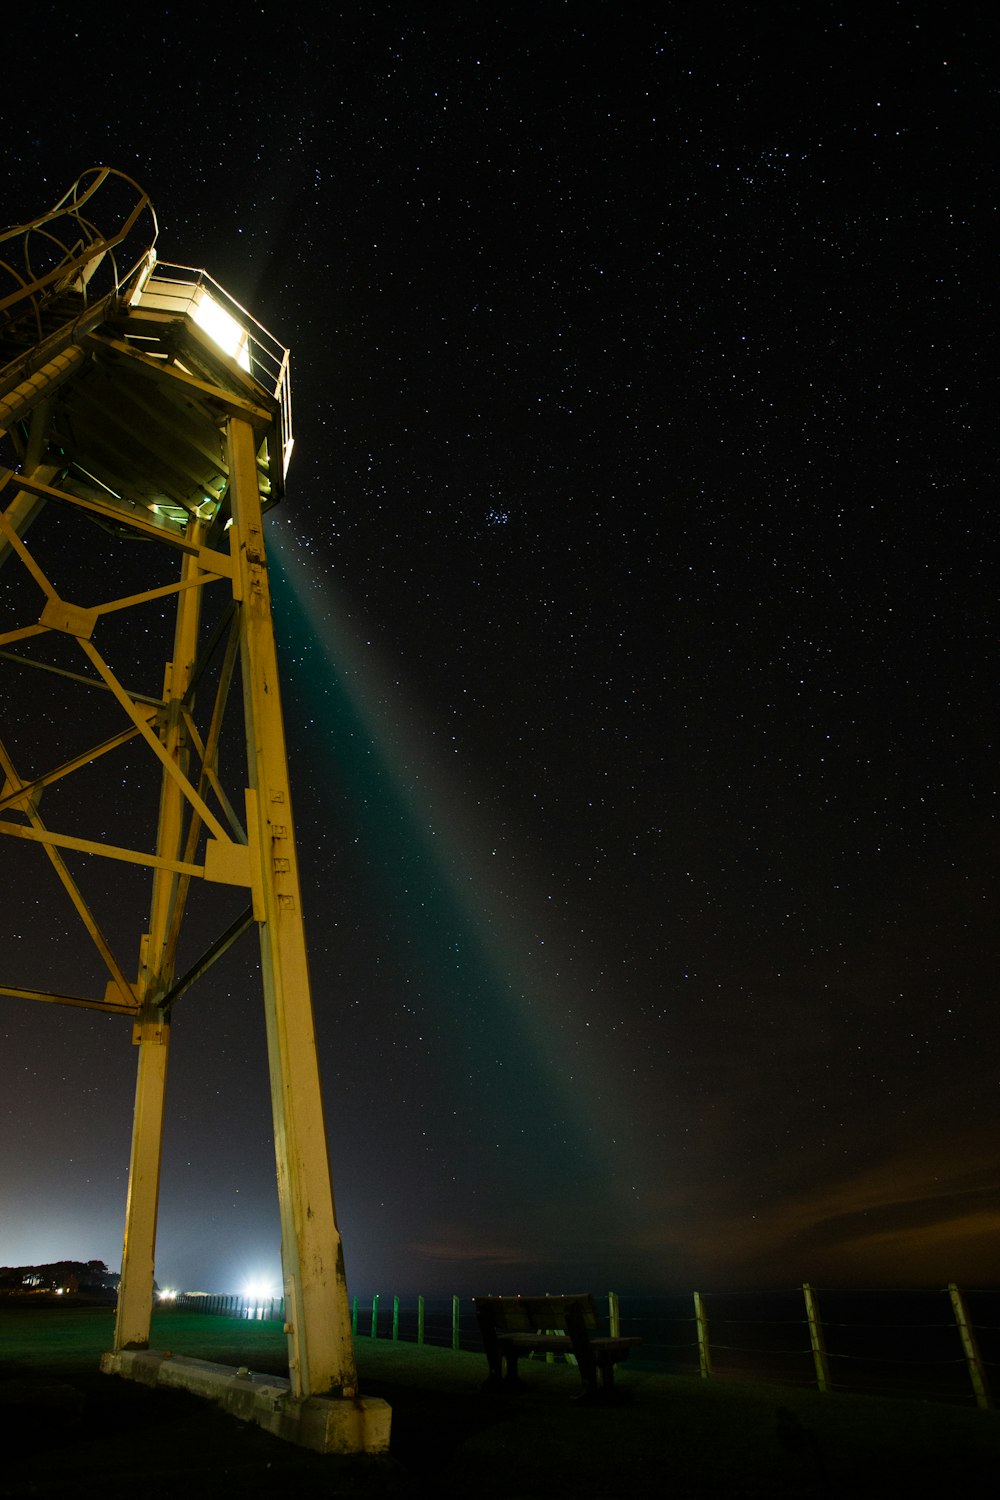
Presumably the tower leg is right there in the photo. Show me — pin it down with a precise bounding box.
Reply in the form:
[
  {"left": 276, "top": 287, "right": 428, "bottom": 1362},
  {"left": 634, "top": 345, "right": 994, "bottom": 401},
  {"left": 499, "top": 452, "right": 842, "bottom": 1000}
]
[
  {"left": 114, "top": 536, "right": 205, "bottom": 1349},
  {"left": 113, "top": 1017, "right": 169, "bottom": 1348},
  {"left": 227, "top": 415, "right": 358, "bottom": 1400}
]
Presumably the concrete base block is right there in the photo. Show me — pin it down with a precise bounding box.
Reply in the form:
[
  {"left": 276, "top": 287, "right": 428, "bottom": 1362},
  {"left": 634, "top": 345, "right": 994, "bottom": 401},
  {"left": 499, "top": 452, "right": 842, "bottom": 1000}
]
[{"left": 100, "top": 1349, "right": 391, "bottom": 1454}]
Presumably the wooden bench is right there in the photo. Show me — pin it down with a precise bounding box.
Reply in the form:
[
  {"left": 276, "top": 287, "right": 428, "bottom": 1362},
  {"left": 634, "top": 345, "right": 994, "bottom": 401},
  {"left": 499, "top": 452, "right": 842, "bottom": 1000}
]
[{"left": 472, "top": 1294, "right": 641, "bottom": 1402}]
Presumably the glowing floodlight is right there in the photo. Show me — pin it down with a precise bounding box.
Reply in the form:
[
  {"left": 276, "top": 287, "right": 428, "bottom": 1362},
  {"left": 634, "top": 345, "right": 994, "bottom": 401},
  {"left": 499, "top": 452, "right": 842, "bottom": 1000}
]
[
  {"left": 191, "top": 288, "right": 251, "bottom": 370},
  {"left": 244, "top": 1280, "right": 277, "bottom": 1302}
]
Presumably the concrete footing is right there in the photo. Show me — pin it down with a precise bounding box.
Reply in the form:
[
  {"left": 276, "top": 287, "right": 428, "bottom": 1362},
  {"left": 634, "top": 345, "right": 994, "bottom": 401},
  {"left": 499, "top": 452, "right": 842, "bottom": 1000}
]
[{"left": 100, "top": 1349, "right": 392, "bottom": 1454}]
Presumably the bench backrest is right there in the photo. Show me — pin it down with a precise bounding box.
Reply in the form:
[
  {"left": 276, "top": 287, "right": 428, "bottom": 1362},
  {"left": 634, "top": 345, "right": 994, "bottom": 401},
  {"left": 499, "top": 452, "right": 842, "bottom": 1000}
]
[{"left": 473, "top": 1294, "right": 599, "bottom": 1333}]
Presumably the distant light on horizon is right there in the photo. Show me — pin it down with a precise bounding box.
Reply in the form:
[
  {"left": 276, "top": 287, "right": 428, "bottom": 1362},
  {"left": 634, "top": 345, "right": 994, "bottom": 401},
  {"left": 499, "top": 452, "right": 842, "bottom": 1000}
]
[{"left": 243, "top": 1279, "right": 278, "bottom": 1303}]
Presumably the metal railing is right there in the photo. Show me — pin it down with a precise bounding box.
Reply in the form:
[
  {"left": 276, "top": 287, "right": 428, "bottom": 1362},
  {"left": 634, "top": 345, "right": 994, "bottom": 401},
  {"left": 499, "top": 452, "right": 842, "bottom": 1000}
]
[
  {"left": 0, "top": 167, "right": 157, "bottom": 335},
  {"left": 133, "top": 261, "right": 293, "bottom": 478},
  {"left": 1, "top": 174, "right": 291, "bottom": 484}
]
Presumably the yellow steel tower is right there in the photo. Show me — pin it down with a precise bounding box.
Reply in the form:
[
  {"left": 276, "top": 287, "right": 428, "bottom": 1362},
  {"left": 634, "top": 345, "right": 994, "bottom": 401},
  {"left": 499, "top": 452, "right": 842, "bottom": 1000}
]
[{"left": 0, "top": 170, "right": 388, "bottom": 1452}]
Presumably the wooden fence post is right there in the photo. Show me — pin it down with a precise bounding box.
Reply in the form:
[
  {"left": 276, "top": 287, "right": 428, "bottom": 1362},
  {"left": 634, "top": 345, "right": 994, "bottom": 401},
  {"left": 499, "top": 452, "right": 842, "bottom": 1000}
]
[
  {"left": 452, "top": 1294, "right": 460, "bottom": 1351},
  {"left": 693, "top": 1291, "right": 712, "bottom": 1378},
  {"left": 608, "top": 1291, "right": 621, "bottom": 1337},
  {"left": 351, "top": 1295, "right": 358, "bottom": 1335},
  {"left": 370, "top": 1292, "right": 379, "bottom": 1340},
  {"left": 417, "top": 1294, "right": 425, "bottom": 1346},
  {"left": 949, "top": 1284, "right": 993, "bottom": 1411},
  {"left": 392, "top": 1294, "right": 400, "bottom": 1342},
  {"left": 802, "top": 1283, "right": 832, "bottom": 1393}
]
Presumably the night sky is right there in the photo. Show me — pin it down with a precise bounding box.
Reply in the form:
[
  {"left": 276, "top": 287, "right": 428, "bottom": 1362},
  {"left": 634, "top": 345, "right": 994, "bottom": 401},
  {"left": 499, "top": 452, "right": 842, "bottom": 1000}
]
[{"left": 1, "top": 5, "right": 996, "bottom": 1298}]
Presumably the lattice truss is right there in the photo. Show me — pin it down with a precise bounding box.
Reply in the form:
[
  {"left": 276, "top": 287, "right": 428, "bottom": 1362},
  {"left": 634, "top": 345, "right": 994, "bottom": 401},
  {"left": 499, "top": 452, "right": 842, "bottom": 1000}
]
[{"left": 0, "top": 479, "right": 255, "bottom": 1022}]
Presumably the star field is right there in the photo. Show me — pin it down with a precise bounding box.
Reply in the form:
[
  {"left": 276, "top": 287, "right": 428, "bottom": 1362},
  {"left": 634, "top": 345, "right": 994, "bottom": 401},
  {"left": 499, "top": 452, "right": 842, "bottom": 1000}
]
[{"left": 0, "top": 4, "right": 996, "bottom": 1295}]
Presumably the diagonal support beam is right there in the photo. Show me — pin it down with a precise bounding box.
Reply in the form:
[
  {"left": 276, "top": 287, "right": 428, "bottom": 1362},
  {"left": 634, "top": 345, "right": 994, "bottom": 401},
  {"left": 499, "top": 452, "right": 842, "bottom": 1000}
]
[
  {"left": 0, "top": 623, "right": 50, "bottom": 648},
  {"left": 160, "top": 905, "right": 255, "bottom": 1016},
  {"left": 92, "top": 568, "right": 224, "bottom": 619},
  {"left": 75, "top": 636, "right": 233, "bottom": 846},
  {"left": 0, "top": 817, "right": 206, "bottom": 878},
  {"left": 1, "top": 982, "right": 138, "bottom": 1016},
  {"left": 181, "top": 709, "right": 246, "bottom": 844},
  {"left": 0, "top": 432, "right": 61, "bottom": 569},
  {"left": 0, "top": 646, "right": 166, "bottom": 708},
  {"left": 0, "top": 721, "right": 150, "bottom": 814},
  {"left": 0, "top": 737, "right": 135, "bottom": 1007},
  {"left": 164, "top": 618, "right": 247, "bottom": 959},
  {"left": 180, "top": 612, "right": 246, "bottom": 840},
  {"left": 0, "top": 501, "right": 59, "bottom": 601},
  {"left": 2, "top": 470, "right": 232, "bottom": 560}
]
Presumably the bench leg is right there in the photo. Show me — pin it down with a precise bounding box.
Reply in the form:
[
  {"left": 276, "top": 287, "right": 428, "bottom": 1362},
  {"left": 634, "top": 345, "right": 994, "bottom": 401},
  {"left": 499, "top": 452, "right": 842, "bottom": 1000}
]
[
  {"left": 573, "top": 1356, "right": 626, "bottom": 1405},
  {"left": 480, "top": 1349, "right": 524, "bottom": 1393},
  {"left": 572, "top": 1350, "right": 600, "bottom": 1403}
]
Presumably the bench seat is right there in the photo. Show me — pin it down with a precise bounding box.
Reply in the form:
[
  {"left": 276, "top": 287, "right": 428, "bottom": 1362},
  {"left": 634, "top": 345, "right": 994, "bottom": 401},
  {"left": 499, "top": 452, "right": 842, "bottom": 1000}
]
[{"left": 473, "top": 1294, "right": 641, "bottom": 1401}]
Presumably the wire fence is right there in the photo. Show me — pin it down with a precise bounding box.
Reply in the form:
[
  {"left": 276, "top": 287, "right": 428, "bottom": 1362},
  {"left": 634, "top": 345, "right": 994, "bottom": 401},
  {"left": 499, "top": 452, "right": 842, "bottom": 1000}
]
[{"left": 170, "top": 1283, "right": 998, "bottom": 1410}]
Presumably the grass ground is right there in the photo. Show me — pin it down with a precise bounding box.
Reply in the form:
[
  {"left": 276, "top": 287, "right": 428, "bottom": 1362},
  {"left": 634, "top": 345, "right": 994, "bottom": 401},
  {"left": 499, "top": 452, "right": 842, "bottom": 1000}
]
[{"left": 1, "top": 1302, "right": 997, "bottom": 1497}]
